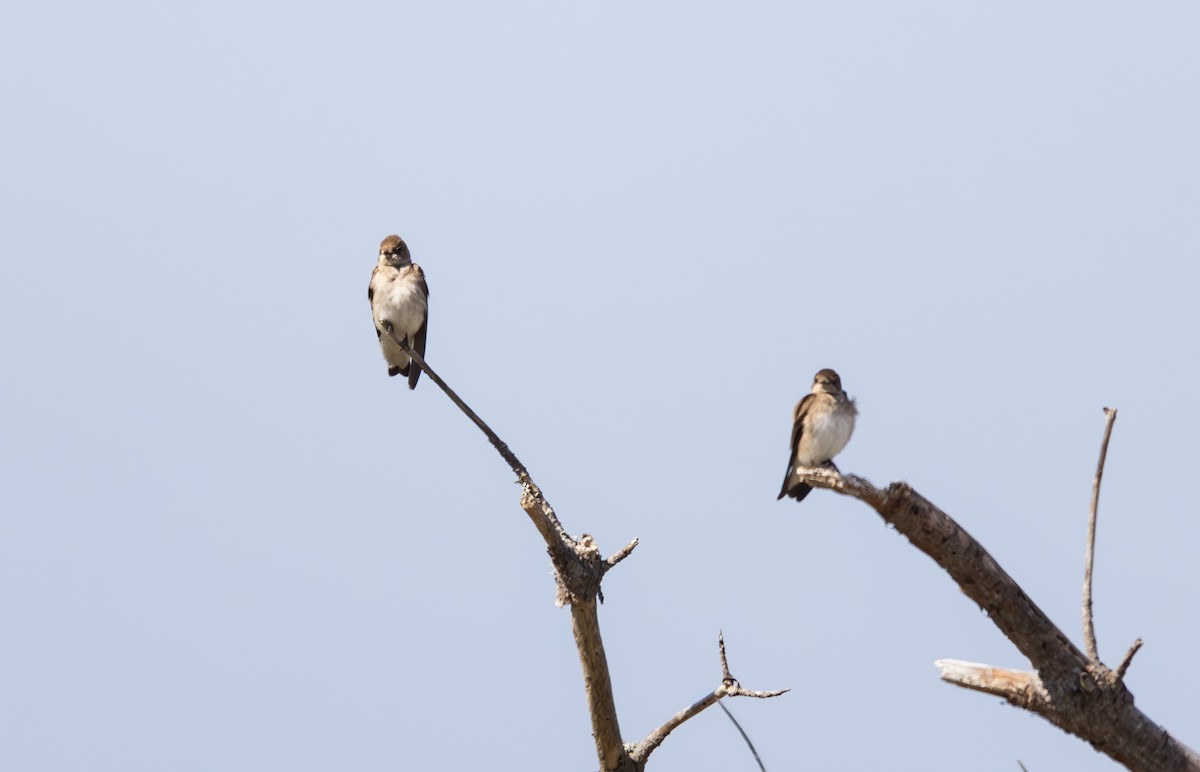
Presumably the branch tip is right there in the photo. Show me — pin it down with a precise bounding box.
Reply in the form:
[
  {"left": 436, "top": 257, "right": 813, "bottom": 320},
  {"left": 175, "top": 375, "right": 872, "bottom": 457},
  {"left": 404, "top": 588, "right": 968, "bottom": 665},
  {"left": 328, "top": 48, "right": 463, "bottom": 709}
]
[
  {"left": 603, "top": 538, "right": 639, "bottom": 572},
  {"left": 718, "top": 631, "right": 732, "bottom": 680},
  {"left": 1116, "top": 638, "right": 1144, "bottom": 681},
  {"left": 1082, "top": 406, "right": 1118, "bottom": 664},
  {"left": 630, "top": 633, "right": 788, "bottom": 765}
]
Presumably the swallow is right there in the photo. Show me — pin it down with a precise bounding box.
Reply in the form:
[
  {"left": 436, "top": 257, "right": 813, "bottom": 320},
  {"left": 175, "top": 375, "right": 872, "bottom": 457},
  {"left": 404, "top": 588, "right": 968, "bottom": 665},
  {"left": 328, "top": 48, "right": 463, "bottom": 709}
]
[
  {"left": 368, "top": 235, "right": 429, "bottom": 389},
  {"left": 777, "top": 368, "right": 857, "bottom": 502}
]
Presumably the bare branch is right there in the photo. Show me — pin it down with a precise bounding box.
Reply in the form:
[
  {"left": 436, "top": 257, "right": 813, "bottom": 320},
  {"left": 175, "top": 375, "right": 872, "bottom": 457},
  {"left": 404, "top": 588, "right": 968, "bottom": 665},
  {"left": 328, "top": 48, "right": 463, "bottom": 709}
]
[
  {"left": 934, "top": 659, "right": 1049, "bottom": 711},
  {"left": 388, "top": 333, "right": 645, "bottom": 770},
  {"left": 719, "top": 630, "right": 733, "bottom": 680},
  {"left": 717, "top": 631, "right": 788, "bottom": 699},
  {"left": 629, "top": 690, "right": 723, "bottom": 765},
  {"left": 1083, "top": 407, "right": 1118, "bottom": 664},
  {"left": 727, "top": 685, "right": 790, "bottom": 699},
  {"left": 1116, "top": 638, "right": 1144, "bottom": 681},
  {"left": 571, "top": 598, "right": 631, "bottom": 771},
  {"left": 795, "top": 466, "right": 1200, "bottom": 772},
  {"left": 934, "top": 659, "right": 1035, "bottom": 695},
  {"left": 603, "top": 538, "right": 640, "bottom": 573},
  {"left": 391, "top": 331, "right": 585, "bottom": 575},
  {"left": 794, "top": 465, "right": 1082, "bottom": 678},
  {"left": 629, "top": 634, "right": 789, "bottom": 765},
  {"left": 387, "top": 329, "right": 529, "bottom": 481}
]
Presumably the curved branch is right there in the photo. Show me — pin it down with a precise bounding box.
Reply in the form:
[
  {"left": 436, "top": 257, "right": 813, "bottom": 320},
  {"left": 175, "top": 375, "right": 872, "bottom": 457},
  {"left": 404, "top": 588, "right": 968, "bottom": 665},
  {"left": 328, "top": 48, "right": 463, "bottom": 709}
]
[
  {"left": 629, "top": 633, "right": 789, "bottom": 765},
  {"left": 795, "top": 466, "right": 1200, "bottom": 772}
]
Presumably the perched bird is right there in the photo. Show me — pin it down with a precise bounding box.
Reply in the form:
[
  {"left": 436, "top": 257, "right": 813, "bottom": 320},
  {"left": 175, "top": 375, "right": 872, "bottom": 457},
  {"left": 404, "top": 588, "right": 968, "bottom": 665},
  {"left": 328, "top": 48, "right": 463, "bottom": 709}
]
[
  {"left": 777, "top": 368, "right": 857, "bottom": 502},
  {"left": 368, "top": 235, "right": 429, "bottom": 389}
]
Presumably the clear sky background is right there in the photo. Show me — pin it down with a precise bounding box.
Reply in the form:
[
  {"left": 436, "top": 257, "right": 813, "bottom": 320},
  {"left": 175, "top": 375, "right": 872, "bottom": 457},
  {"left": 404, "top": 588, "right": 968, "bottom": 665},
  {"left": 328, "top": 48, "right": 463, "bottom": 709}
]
[{"left": 2, "top": 3, "right": 1198, "bottom": 770}]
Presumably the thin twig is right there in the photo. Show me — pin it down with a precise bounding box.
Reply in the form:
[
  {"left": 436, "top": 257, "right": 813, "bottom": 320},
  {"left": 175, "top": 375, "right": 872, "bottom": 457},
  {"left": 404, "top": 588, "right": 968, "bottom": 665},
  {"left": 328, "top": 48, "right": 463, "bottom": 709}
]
[
  {"left": 718, "top": 701, "right": 767, "bottom": 772},
  {"left": 1083, "top": 407, "right": 1118, "bottom": 664},
  {"left": 388, "top": 329, "right": 529, "bottom": 481},
  {"left": 1018, "top": 761, "right": 1029, "bottom": 772},
  {"left": 603, "top": 538, "right": 640, "bottom": 572},
  {"left": 719, "top": 630, "right": 733, "bottom": 680},
  {"left": 719, "top": 630, "right": 788, "bottom": 699},
  {"left": 1116, "top": 638, "right": 1144, "bottom": 681},
  {"left": 630, "top": 690, "right": 723, "bottom": 764},
  {"left": 392, "top": 330, "right": 579, "bottom": 552},
  {"left": 629, "top": 634, "right": 789, "bottom": 765}
]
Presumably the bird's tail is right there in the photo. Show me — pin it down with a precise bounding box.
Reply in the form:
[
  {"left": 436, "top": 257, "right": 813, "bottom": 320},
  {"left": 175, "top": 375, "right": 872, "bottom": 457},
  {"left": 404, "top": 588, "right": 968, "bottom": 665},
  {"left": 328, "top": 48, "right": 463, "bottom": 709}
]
[
  {"left": 780, "top": 482, "right": 812, "bottom": 502},
  {"left": 407, "top": 363, "right": 421, "bottom": 390},
  {"left": 778, "top": 459, "right": 841, "bottom": 501},
  {"left": 778, "top": 463, "right": 812, "bottom": 502}
]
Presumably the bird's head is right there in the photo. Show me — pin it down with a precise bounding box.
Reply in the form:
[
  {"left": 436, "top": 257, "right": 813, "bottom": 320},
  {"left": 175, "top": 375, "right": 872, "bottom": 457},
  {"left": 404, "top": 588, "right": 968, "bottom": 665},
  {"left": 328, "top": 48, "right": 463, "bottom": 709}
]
[
  {"left": 812, "top": 368, "right": 843, "bottom": 395},
  {"left": 379, "top": 235, "right": 411, "bottom": 267}
]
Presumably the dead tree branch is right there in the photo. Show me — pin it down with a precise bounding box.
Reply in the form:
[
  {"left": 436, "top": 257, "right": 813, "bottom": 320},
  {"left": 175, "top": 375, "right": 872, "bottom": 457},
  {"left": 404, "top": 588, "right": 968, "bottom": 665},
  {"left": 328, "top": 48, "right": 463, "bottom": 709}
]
[
  {"left": 794, "top": 463, "right": 1200, "bottom": 772},
  {"left": 390, "top": 331, "right": 639, "bottom": 770},
  {"left": 1083, "top": 407, "right": 1118, "bottom": 663},
  {"left": 934, "top": 659, "right": 1050, "bottom": 711},
  {"left": 386, "top": 330, "right": 528, "bottom": 482},
  {"left": 628, "top": 633, "right": 789, "bottom": 766},
  {"left": 1116, "top": 638, "right": 1144, "bottom": 682},
  {"left": 393, "top": 333, "right": 780, "bottom": 771}
]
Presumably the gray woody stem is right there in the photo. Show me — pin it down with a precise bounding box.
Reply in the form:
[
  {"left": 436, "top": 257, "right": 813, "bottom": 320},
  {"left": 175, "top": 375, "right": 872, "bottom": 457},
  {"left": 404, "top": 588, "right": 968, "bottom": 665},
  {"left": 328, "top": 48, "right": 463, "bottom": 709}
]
[
  {"left": 389, "top": 331, "right": 644, "bottom": 771},
  {"left": 387, "top": 330, "right": 529, "bottom": 482},
  {"left": 629, "top": 633, "right": 788, "bottom": 766},
  {"left": 1083, "top": 407, "right": 1117, "bottom": 663},
  {"left": 794, "top": 463, "right": 1200, "bottom": 772}
]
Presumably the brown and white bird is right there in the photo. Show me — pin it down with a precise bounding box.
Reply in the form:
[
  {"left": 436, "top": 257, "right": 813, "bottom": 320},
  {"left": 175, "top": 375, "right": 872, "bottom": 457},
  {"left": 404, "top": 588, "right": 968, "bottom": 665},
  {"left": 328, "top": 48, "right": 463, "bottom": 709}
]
[
  {"left": 368, "top": 235, "right": 429, "bottom": 389},
  {"left": 777, "top": 368, "right": 857, "bottom": 502}
]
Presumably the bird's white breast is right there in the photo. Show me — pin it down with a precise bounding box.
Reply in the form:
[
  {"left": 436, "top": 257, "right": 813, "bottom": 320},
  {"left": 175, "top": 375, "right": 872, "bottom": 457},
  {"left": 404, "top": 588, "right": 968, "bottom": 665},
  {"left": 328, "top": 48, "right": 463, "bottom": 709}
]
[
  {"left": 798, "top": 403, "right": 856, "bottom": 465},
  {"left": 376, "top": 270, "right": 427, "bottom": 337}
]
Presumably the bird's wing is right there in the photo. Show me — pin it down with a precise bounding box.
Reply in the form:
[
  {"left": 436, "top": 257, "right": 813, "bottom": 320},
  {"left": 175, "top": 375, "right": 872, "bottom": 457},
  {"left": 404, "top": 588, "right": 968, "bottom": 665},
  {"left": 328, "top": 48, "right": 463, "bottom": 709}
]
[
  {"left": 415, "top": 265, "right": 429, "bottom": 298},
  {"left": 408, "top": 316, "right": 427, "bottom": 390},
  {"left": 407, "top": 266, "right": 429, "bottom": 390},
  {"left": 368, "top": 264, "right": 380, "bottom": 303},
  {"left": 368, "top": 265, "right": 385, "bottom": 338},
  {"left": 778, "top": 394, "right": 812, "bottom": 498},
  {"left": 789, "top": 394, "right": 812, "bottom": 460}
]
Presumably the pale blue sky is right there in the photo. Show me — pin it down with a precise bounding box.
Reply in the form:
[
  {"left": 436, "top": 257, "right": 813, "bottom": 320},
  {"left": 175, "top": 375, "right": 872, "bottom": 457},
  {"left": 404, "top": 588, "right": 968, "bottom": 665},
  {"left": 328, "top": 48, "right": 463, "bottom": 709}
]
[{"left": 2, "top": 3, "right": 1198, "bottom": 770}]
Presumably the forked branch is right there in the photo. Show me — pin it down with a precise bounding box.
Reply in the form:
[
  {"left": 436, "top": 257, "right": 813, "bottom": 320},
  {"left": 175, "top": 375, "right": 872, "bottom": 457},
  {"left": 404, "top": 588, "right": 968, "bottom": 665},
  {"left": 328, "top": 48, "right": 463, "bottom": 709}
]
[
  {"left": 793, "top": 461, "right": 1200, "bottom": 772},
  {"left": 395, "top": 332, "right": 795, "bottom": 772},
  {"left": 389, "top": 331, "right": 641, "bottom": 769},
  {"left": 628, "top": 633, "right": 789, "bottom": 765}
]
